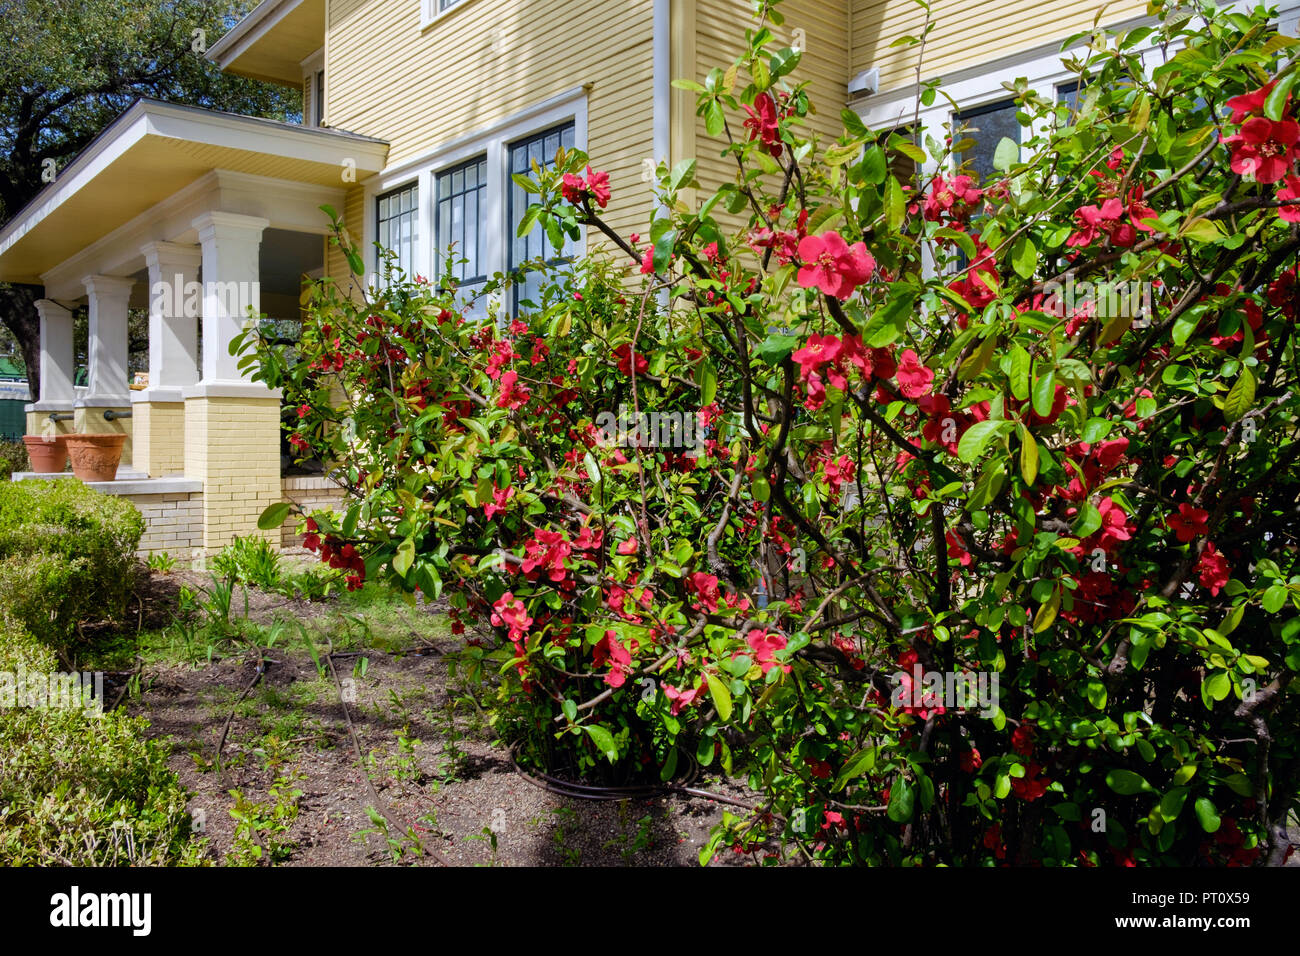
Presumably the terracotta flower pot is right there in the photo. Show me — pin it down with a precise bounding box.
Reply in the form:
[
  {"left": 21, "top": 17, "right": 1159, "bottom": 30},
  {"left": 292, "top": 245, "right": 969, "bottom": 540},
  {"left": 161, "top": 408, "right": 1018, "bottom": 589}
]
[
  {"left": 64, "top": 434, "right": 127, "bottom": 483},
  {"left": 21, "top": 434, "right": 69, "bottom": 474}
]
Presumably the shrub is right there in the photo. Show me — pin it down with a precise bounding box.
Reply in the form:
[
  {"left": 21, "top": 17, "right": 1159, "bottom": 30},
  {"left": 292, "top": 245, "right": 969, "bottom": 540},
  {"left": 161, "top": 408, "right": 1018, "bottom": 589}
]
[
  {"left": 0, "top": 706, "right": 206, "bottom": 866},
  {"left": 0, "top": 478, "right": 143, "bottom": 645},
  {"left": 0, "top": 439, "right": 28, "bottom": 480},
  {"left": 242, "top": 0, "right": 1300, "bottom": 865}
]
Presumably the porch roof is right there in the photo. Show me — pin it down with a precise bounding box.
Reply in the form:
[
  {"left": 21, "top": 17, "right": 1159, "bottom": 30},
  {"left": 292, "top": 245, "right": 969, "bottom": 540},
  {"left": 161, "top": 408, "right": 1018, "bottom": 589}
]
[
  {"left": 206, "top": 0, "right": 327, "bottom": 86},
  {"left": 0, "top": 98, "right": 387, "bottom": 286}
]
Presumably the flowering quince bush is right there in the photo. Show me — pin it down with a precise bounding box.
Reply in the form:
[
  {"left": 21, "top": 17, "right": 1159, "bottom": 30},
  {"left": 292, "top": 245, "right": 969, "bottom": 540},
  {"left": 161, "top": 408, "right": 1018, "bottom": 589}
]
[{"left": 237, "top": 0, "right": 1300, "bottom": 865}]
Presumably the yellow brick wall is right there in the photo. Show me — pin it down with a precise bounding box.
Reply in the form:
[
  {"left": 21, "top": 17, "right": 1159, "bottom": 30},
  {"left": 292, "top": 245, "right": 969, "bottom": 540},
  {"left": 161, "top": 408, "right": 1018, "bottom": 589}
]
[
  {"left": 132, "top": 401, "right": 185, "bottom": 478},
  {"left": 26, "top": 410, "right": 74, "bottom": 437},
  {"left": 184, "top": 395, "right": 282, "bottom": 551}
]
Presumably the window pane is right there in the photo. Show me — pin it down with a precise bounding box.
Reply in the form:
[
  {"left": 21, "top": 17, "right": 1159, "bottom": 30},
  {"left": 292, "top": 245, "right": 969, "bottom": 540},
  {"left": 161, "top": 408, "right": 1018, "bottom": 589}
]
[
  {"left": 376, "top": 182, "right": 418, "bottom": 281},
  {"left": 955, "top": 99, "right": 1020, "bottom": 186},
  {"left": 435, "top": 155, "right": 488, "bottom": 286},
  {"left": 508, "top": 122, "right": 577, "bottom": 312}
]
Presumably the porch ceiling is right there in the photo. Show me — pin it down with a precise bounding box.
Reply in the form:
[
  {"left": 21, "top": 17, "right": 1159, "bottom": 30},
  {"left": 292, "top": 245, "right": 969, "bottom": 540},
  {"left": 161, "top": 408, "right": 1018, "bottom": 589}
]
[
  {"left": 207, "top": 0, "right": 326, "bottom": 87},
  {"left": 0, "top": 98, "right": 387, "bottom": 286}
]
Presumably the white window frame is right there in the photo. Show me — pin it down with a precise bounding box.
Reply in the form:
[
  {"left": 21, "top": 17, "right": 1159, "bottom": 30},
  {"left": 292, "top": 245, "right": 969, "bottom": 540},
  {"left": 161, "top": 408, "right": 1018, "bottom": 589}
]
[
  {"left": 420, "top": 0, "right": 477, "bottom": 30},
  {"left": 301, "top": 48, "right": 325, "bottom": 129},
  {"left": 362, "top": 86, "right": 589, "bottom": 311}
]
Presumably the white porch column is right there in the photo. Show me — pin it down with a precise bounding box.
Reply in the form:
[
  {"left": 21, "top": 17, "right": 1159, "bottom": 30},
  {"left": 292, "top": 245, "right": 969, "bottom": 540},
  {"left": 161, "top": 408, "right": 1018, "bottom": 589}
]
[
  {"left": 80, "top": 274, "right": 135, "bottom": 406},
  {"left": 133, "top": 241, "right": 201, "bottom": 477},
  {"left": 26, "top": 299, "right": 77, "bottom": 435},
  {"left": 141, "top": 241, "right": 201, "bottom": 394},
  {"left": 193, "top": 212, "right": 268, "bottom": 385},
  {"left": 185, "top": 211, "right": 280, "bottom": 552}
]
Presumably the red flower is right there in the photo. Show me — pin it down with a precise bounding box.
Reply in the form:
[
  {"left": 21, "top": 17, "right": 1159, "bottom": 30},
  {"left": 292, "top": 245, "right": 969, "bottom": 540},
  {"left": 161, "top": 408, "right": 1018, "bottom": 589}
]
[
  {"left": 1168, "top": 502, "right": 1210, "bottom": 543},
  {"left": 612, "top": 343, "right": 649, "bottom": 376},
  {"left": 1010, "top": 761, "right": 1051, "bottom": 801},
  {"left": 593, "top": 629, "right": 633, "bottom": 687},
  {"left": 495, "top": 370, "right": 530, "bottom": 410},
  {"left": 663, "top": 679, "right": 705, "bottom": 715},
  {"left": 1279, "top": 175, "right": 1300, "bottom": 222},
  {"left": 923, "top": 174, "right": 983, "bottom": 222},
  {"left": 895, "top": 349, "right": 934, "bottom": 399},
  {"left": 960, "top": 748, "right": 983, "bottom": 773},
  {"left": 687, "top": 571, "right": 722, "bottom": 612},
  {"left": 1225, "top": 80, "right": 1278, "bottom": 125},
  {"left": 1225, "top": 116, "right": 1300, "bottom": 184},
  {"left": 1011, "top": 724, "right": 1035, "bottom": 755},
  {"left": 744, "top": 628, "right": 791, "bottom": 675},
  {"left": 585, "top": 167, "right": 611, "bottom": 208},
  {"left": 1197, "top": 542, "right": 1230, "bottom": 595},
  {"left": 742, "top": 92, "right": 782, "bottom": 158},
  {"left": 796, "top": 231, "right": 875, "bottom": 299}
]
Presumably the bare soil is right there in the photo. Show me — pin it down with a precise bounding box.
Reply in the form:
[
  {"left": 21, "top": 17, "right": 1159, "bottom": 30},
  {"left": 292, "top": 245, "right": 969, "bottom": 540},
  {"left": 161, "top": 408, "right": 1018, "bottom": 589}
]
[{"left": 123, "top": 568, "right": 758, "bottom": 867}]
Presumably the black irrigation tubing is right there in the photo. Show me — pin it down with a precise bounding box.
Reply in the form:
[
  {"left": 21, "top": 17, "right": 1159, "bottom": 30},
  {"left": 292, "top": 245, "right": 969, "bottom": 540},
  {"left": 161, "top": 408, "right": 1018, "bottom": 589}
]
[{"left": 507, "top": 742, "right": 753, "bottom": 810}]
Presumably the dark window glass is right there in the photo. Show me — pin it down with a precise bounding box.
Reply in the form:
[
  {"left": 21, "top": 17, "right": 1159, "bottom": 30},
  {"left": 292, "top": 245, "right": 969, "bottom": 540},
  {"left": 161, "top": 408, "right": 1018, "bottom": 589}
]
[
  {"left": 955, "top": 98, "right": 1020, "bottom": 186},
  {"left": 508, "top": 122, "right": 576, "bottom": 312},
  {"left": 376, "top": 183, "right": 418, "bottom": 281},
  {"left": 436, "top": 156, "right": 488, "bottom": 290}
]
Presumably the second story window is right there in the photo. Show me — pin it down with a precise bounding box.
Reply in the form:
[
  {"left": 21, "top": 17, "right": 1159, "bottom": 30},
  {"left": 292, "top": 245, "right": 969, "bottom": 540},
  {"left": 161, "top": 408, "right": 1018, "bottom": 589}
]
[
  {"left": 435, "top": 156, "right": 488, "bottom": 294},
  {"left": 377, "top": 183, "right": 419, "bottom": 282},
  {"left": 508, "top": 122, "right": 576, "bottom": 311}
]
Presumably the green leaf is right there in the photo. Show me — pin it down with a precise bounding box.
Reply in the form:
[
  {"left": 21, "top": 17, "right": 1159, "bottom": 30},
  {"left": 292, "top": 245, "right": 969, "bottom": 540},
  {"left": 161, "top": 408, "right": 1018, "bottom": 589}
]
[
  {"left": 668, "top": 158, "right": 697, "bottom": 192},
  {"left": 1204, "top": 669, "right": 1231, "bottom": 704},
  {"left": 583, "top": 451, "right": 602, "bottom": 486},
  {"left": 1011, "top": 236, "right": 1038, "bottom": 279},
  {"left": 698, "top": 359, "right": 718, "bottom": 405},
  {"left": 1223, "top": 367, "right": 1256, "bottom": 423},
  {"left": 393, "top": 537, "right": 415, "bottom": 579},
  {"left": 1194, "top": 796, "right": 1221, "bottom": 833},
  {"left": 832, "top": 748, "right": 877, "bottom": 792},
  {"left": 257, "top": 502, "right": 292, "bottom": 531},
  {"left": 885, "top": 176, "right": 905, "bottom": 231},
  {"left": 858, "top": 144, "right": 886, "bottom": 184},
  {"left": 1020, "top": 429, "right": 1039, "bottom": 485},
  {"left": 756, "top": 333, "right": 800, "bottom": 365},
  {"left": 510, "top": 173, "right": 540, "bottom": 194},
  {"left": 886, "top": 776, "right": 915, "bottom": 823},
  {"left": 1106, "top": 769, "right": 1155, "bottom": 795},
  {"left": 1073, "top": 501, "right": 1103, "bottom": 538},
  {"left": 584, "top": 725, "right": 619, "bottom": 764},
  {"left": 1033, "top": 589, "right": 1060, "bottom": 633},
  {"left": 992, "top": 136, "right": 1020, "bottom": 172},
  {"left": 1031, "top": 371, "right": 1057, "bottom": 418},
  {"left": 652, "top": 229, "right": 676, "bottom": 273},
  {"left": 1265, "top": 73, "right": 1297, "bottom": 121},
  {"left": 957, "top": 419, "right": 1011, "bottom": 463},
  {"left": 1263, "top": 584, "right": 1288, "bottom": 614},
  {"left": 705, "top": 672, "right": 733, "bottom": 722},
  {"left": 1008, "top": 346, "right": 1031, "bottom": 400},
  {"left": 1181, "top": 217, "right": 1224, "bottom": 243}
]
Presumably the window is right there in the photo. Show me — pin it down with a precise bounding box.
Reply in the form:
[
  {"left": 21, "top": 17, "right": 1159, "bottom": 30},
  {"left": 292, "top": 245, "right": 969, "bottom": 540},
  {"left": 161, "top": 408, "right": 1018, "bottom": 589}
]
[
  {"left": 377, "top": 183, "right": 419, "bottom": 281},
  {"left": 422, "top": 0, "right": 467, "bottom": 26},
  {"left": 508, "top": 122, "right": 576, "bottom": 310},
  {"left": 315, "top": 71, "right": 325, "bottom": 127},
  {"left": 954, "top": 98, "right": 1020, "bottom": 185},
  {"left": 1056, "top": 80, "right": 1082, "bottom": 113},
  {"left": 435, "top": 156, "right": 488, "bottom": 292}
]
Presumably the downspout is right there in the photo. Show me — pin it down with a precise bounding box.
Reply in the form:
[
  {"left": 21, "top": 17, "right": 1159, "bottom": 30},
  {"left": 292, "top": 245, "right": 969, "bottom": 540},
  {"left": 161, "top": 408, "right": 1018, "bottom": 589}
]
[{"left": 653, "top": 0, "right": 670, "bottom": 175}]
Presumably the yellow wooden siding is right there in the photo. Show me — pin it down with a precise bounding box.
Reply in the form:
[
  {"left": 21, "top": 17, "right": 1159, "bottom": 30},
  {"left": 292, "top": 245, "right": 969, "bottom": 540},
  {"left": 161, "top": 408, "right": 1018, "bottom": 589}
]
[
  {"left": 326, "top": 0, "right": 657, "bottom": 248},
  {"left": 323, "top": 184, "right": 365, "bottom": 289},
  {"left": 849, "top": 0, "right": 1149, "bottom": 95},
  {"left": 690, "top": 0, "right": 848, "bottom": 227}
]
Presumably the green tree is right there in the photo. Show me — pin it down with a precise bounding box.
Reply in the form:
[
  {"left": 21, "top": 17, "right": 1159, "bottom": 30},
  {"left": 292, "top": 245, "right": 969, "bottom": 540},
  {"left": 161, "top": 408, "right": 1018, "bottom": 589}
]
[{"left": 0, "top": 0, "right": 300, "bottom": 398}]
